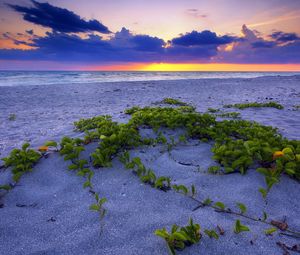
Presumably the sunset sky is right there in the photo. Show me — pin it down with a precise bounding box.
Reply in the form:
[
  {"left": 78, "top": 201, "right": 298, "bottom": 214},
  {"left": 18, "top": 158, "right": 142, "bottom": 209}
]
[{"left": 0, "top": 0, "right": 300, "bottom": 71}]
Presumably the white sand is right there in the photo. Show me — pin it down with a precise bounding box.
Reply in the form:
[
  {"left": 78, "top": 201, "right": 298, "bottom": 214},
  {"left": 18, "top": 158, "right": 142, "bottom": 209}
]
[{"left": 0, "top": 76, "right": 300, "bottom": 254}]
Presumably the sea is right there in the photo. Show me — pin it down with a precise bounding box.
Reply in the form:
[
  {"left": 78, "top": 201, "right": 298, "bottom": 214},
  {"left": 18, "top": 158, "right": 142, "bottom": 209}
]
[{"left": 0, "top": 71, "right": 299, "bottom": 87}]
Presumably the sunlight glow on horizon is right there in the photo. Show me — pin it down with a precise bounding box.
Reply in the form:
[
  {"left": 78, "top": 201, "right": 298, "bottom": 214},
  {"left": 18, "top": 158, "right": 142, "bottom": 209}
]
[{"left": 85, "top": 63, "right": 300, "bottom": 72}]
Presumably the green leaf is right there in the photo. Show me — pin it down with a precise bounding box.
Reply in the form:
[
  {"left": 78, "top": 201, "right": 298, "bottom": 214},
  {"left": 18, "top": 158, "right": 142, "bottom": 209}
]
[
  {"left": 172, "top": 232, "right": 188, "bottom": 241},
  {"left": 262, "top": 211, "right": 268, "bottom": 221},
  {"left": 0, "top": 184, "right": 11, "bottom": 191},
  {"left": 191, "top": 184, "right": 196, "bottom": 197},
  {"left": 203, "top": 198, "right": 212, "bottom": 206},
  {"left": 22, "top": 143, "right": 30, "bottom": 151},
  {"left": 89, "top": 204, "right": 100, "bottom": 211},
  {"left": 259, "top": 188, "right": 267, "bottom": 199},
  {"left": 68, "top": 164, "right": 78, "bottom": 170},
  {"left": 204, "top": 229, "right": 219, "bottom": 240},
  {"left": 214, "top": 201, "right": 225, "bottom": 211},
  {"left": 99, "top": 197, "right": 107, "bottom": 205},
  {"left": 44, "top": 141, "right": 58, "bottom": 147},
  {"left": 154, "top": 229, "right": 169, "bottom": 239},
  {"left": 234, "top": 220, "right": 250, "bottom": 234},
  {"left": 13, "top": 172, "right": 23, "bottom": 182},
  {"left": 264, "top": 227, "right": 277, "bottom": 235},
  {"left": 83, "top": 180, "right": 91, "bottom": 189},
  {"left": 236, "top": 202, "right": 247, "bottom": 214}
]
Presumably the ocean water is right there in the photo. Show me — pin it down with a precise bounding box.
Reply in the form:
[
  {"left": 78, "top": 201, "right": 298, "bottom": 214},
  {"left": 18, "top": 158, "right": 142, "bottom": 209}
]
[{"left": 0, "top": 71, "right": 299, "bottom": 87}]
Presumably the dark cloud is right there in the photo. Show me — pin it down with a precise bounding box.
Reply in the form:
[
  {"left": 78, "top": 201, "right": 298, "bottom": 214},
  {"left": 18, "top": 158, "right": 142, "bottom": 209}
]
[
  {"left": 251, "top": 41, "right": 275, "bottom": 48},
  {"left": 130, "top": 35, "right": 165, "bottom": 51},
  {"left": 26, "top": 29, "right": 34, "bottom": 35},
  {"left": 0, "top": 27, "right": 224, "bottom": 63},
  {"left": 270, "top": 31, "right": 299, "bottom": 42},
  {"left": 171, "top": 30, "right": 235, "bottom": 46},
  {"left": 218, "top": 26, "right": 300, "bottom": 64},
  {"left": 8, "top": 0, "right": 111, "bottom": 34},
  {"left": 1, "top": 24, "right": 300, "bottom": 64}
]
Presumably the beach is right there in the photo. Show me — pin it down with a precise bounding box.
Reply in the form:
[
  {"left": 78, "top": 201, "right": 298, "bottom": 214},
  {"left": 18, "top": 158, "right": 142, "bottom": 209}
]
[{"left": 1, "top": 75, "right": 300, "bottom": 254}]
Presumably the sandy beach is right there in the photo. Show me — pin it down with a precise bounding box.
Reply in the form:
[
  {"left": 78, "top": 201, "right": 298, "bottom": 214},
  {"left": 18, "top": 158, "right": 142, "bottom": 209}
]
[{"left": 1, "top": 76, "right": 300, "bottom": 255}]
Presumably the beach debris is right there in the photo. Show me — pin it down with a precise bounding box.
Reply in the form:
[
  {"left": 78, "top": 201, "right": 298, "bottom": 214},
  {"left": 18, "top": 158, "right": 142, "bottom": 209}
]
[
  {"left": 217, "top": 225, "right": 225, "bottom": 235},
  {"left": 47, "top": 217, "right": 56, "bottom": 222},
  {"left": 8, "top": 113, "right": 16, "bottom": 121},
  {"left": 16, "top": 203, "right": 37, "bottom": 208},
  {"left": 276, "top": 241, "right": 300, "bottom": 255},
  {"left": 271, "top": 220, "right": 288, "bottom": 231}
]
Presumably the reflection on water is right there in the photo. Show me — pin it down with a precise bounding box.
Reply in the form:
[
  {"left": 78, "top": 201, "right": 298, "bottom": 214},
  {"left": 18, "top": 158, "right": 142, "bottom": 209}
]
[{"left": 0, "top": 71, "right": 299, "bottom": 87}]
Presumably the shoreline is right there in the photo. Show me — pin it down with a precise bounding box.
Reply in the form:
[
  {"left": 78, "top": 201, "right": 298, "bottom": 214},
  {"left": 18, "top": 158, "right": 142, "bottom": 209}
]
[{"left": 0, "top": 73, "right": 300, "bottom": 88}]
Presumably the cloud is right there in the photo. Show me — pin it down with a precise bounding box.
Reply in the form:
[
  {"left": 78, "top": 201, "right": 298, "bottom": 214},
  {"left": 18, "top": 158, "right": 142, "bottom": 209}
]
[
  {"left": 26, "top": 29, "right": 34, "bottom": 35},
  {"left": 171, "top": 30, "right": 236, "bottom": 46},
  {"left": 8, "top": 0, "right": 111, "bottom": 34},
  {"left": 185, "top": 9, "right": 207, "bottom": 18},
  {"left": 251, "top": 41, "right": 275, "bottom": 48},
  {"left": 218, "top": 25, "right": 300, "bottom": 63},
  {"left": 111, "top": 28, "right": 165, "bottom": 52},
  {"left": 270, "top": 31, "right": 299, "bottom": 42},
  {"left": 1, "top": 23, "right": 300, "bottom": 65},
  {"left": 0, "top": 27, "right": 224, "bottom": 63}
]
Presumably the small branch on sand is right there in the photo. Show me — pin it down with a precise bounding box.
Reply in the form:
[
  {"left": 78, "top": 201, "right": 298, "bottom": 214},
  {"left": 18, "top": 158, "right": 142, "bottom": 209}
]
[{"left": 189, "top": 195, "right": 300, "bottom": 239}]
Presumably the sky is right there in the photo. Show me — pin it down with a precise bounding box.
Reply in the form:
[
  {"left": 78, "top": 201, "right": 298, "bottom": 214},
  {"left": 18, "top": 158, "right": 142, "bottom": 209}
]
[{"left": 0, "top": 0, "right": 300, "bottom": 71}]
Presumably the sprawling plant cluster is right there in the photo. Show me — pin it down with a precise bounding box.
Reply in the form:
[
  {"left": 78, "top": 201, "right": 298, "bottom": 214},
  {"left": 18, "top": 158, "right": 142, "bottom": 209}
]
[
  {"left": 1, "top": 143, "right": 41, "bottom": 183},
  {"left": 75, "top": 103, "right": 300, "bottom": 200},
  {"left": 124, "top": 105, "right": 300, "bottom": 198},
  {"left": 224, "top": 101, "right": 284, "bottom": 110},
  {"left": 75, "top": 115, "right": 143, "bottom": 167},
  {"left": 155, "top": 218, "right": 201, "bottom": 255}
]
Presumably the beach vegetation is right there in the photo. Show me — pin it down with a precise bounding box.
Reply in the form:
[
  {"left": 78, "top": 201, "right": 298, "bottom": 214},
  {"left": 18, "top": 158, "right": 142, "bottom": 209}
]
[
  {"left": 1, "top": 143, "right": 40, "bottom": 182},
  {"left": 214, "top": 201, "right": 226, "bottom": 211},
  {"left": 155, "top": 218, "right": 201, "bottom": 255},
  {"left": 204, "top": 229, "right": 219, "bottom": 239},
  {"left": 154, "top": 176, "right": 171, "bottom": 191},
  {"left": 0, "top": 184, "right": 12, "bottom": 191},
  {"left": 236, "top": 202, "right": 247, "bottom": 214},
  {"left": 124, "top": 106, "right": 141, "bottom": 114},
  {"left": 216, "top": 112, "right": 240, "bottom": 119},
  {"left": 44, "top": 140, "right": 59, "bottom": 151},
  {"left": 224, "top": 101, "right": 283, "bottom": 110},
  {"left": 172, "top": 184, "right": 189, "bottom": 195},
  {"left": 234, "top": 220, "right": 250, "bottom": 234},
  {"left": 89, "top": 192, "right": 107, "bottom": 220},
  {"left": 265, "top": 227, "right": 277, "bottom": 235},
  {"left": 207, "top": 108, "right": 220, "bottom": 113},
  {"left": 161, "top": 98, "right": 188, "bottom": 106}
]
